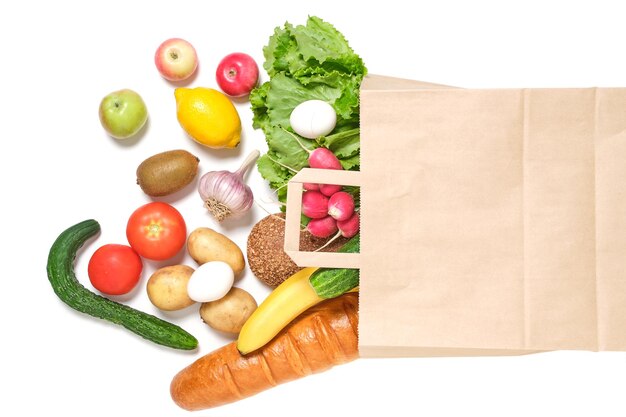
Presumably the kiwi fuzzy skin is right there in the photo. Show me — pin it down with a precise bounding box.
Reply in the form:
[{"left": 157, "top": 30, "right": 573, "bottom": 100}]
[{"left": 136, "top": 149, "right": 199, "bottom": 197}]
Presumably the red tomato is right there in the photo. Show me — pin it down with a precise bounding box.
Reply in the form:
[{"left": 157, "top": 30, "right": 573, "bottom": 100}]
[
  {"left": 126, "top": 202, "right": 187, "bottom": 261},
  {"left": 88, "top": 244, "right": 143, "bottom": 295}
]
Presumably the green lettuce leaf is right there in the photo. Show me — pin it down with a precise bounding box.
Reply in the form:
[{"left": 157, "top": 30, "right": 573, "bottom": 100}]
[
  {"left": 294, "top": 68, "right": 362, "bottom": 120},
  {"left": 338, "top": 154, "right": 360, "bottom": 170},
  {"left": 256, "top": 153, "right": 290, "bottom": 187},
  {"left": 250, "top": 81, "right": 270, "bottom": 131},
  {"left": 263, "top": 23, "right": 303, "bottom": 76},
  {"left": 251, "top": 16, "right": 366, "bottom": 203},
  {"left": 265, "top": 73, "right": 344, "bottom": 131},
  {"left": 265, "top": 126, "right": 313, "bottom": 171},
  {"left": 316, "top": 128, "right": 360, "bottom": 158},
  {"left": 290, "top": 16, "right": 366, "bottom": 75}
]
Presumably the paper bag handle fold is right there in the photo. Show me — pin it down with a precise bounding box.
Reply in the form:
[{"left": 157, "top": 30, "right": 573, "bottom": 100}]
[{"left": 284, "top": 168, "right": 362, "bottom": 268}]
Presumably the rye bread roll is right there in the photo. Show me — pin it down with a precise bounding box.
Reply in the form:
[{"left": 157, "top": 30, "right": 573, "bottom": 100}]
[{"left": 246, "top": 213, "right": 347, "bottom": 287}]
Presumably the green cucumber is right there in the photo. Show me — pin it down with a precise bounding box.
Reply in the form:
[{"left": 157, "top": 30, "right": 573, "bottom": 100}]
[
  {"left": 309, "top": 234, "right": 360, "bottom": 299},
  {"left": 47, "top": 219, "right": 198, "bottom": 350}
]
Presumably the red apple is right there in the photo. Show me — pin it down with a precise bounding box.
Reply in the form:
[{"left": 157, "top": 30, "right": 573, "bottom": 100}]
[
  {"left": 215, "top": 52, "right": 259, "bottom": 97},
  {"left": 155, "top": 38, "right": 198, "bottom": 82}
]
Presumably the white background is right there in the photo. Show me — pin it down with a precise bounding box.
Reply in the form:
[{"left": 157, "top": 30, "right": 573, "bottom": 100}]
[{"left": 2, "top": 0, "right": 625, "bottom": 416}]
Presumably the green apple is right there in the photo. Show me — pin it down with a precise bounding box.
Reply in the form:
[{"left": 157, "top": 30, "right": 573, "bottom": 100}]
[{"left": 98, "top": 89, "right": 148, "bottom": 139}]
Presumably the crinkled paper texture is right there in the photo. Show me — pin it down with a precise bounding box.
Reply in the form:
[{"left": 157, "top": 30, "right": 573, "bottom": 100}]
[{"left": 286, "top": 75, "right": 626, "bottom": 357}]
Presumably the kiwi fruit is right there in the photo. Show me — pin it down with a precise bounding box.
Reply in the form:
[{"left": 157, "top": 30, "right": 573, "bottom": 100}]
[{"left": 136, "top": 149, "right": 199, "bottom": 197}]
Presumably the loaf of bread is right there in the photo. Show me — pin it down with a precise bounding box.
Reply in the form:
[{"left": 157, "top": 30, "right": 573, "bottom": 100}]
[
  {"left": 247, "top": 213, "right": 348, "bottom": 286},
  {"left": 170, "top": 293, "right": 359, "bottom": 410}
]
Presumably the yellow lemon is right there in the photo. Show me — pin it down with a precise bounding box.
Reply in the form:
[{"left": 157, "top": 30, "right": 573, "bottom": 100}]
[{"left": 174, "top": 87, "right": 241, "bottom": 149}]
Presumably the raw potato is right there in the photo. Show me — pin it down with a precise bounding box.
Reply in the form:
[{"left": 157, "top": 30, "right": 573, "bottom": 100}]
[
  {"left": 187, "top": 227, "right": 245, "bottom": 274},
  {"left": 136, "top": 149, "right": 199, "bottom": 197},
  {"left": 147, "top": 265, "right": 196, "bottom": 311},
  {"left": 199, "top": 287, "right": 257, "bottom": 334}
]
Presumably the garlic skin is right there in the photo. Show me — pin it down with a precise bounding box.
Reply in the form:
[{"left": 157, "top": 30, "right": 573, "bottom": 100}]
[
  {"left": 199, "top": 171, "right": 254, "bottom": 221},
  {"left": 198, "top": 150, "right": 260, "bottom": 222}
]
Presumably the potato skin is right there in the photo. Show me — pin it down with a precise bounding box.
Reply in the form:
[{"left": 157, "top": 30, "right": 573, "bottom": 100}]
[
  {"left": 187, "top": 228, "right": 245, "bottom": 274},
  {"left": 136, "top": 149, "right": 199, "bottom": 197},
  {"left": 199, "top": 287, "right": 257, "bottom": 334},
  {"left": 147, "top": 265, "right": 196, "bottom": 311}
]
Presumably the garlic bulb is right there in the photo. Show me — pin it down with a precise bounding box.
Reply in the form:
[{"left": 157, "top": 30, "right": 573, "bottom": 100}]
[{"left": 198, "top": 150, "right": 260, "bottom": 222}]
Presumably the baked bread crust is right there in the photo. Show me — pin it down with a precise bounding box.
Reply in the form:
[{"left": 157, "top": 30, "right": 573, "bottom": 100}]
[{"left": 170, "top": 293, "right": 359, "bottom": 410}]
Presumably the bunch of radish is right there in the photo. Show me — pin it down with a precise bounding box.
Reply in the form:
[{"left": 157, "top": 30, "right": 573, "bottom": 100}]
[
  {"left": 281, "top": 127, "right": 360, "bottom": 240},
  {"left": 298, "top": 146, "right": 359, "bottom": 240},
  {"left": 303, "top": 189, "right": 359, "bottom": 239}
]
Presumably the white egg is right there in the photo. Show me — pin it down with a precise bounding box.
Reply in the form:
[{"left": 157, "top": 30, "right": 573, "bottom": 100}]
[
  {"left": 289, "top": 99, "right": 337, "bottom": 139},
  {"left": 186, "top": 261, "right": 234, "bottom": 303}
]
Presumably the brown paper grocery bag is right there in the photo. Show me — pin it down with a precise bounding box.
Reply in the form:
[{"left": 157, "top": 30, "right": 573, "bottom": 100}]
[{"left": 284, "top": 75, "right": 626, "bottom": 358}]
